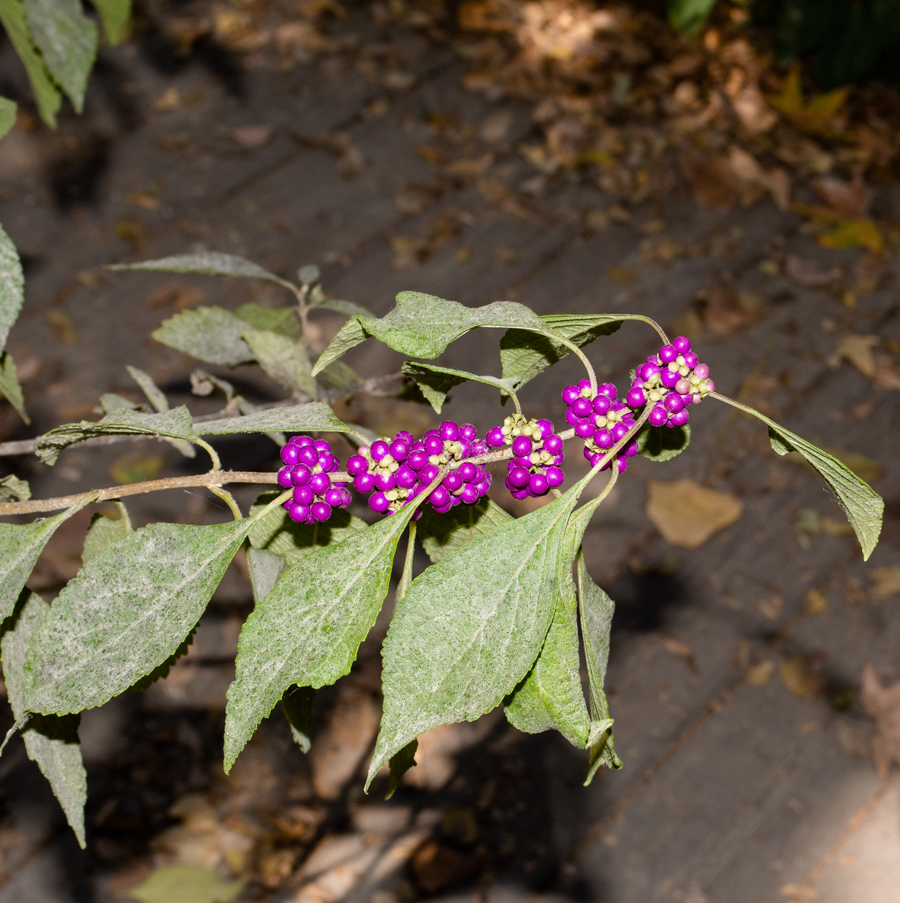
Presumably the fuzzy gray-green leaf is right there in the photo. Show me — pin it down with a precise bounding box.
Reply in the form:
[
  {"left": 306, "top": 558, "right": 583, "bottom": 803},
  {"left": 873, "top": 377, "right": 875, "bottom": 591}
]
[
  {"left": 236, "top": 303, "right": 302, "bottom": 339},
  {"left": 153, "top": 307, "right": 256, "bottom": 367},
  {"left": 0, "top": 507, "right": 78, "bottom": 622},
  {"left": 417, "top": 497, "right": 513, "bottom": 564},
  {"left": 36, "top": 406, "right": 194, "bottom": 465},
  {"left": 401, "top": 362, "right": 519, "bottom": 414},
  {"left": 247, "top": 548, "right": 286, "bottom": 603},
  {"left": 82, "top": 508, "right": 131, "bottom": 566},
  {"left": 0, "top": 220, "right": 24, "bottom": 352},
  {"left": 196, "top": 402, "right": 355, "bottom": 438},
  {"left": 1, "top": 592, "right": 87, "bottom": 847},
  {"left": 0, "top": 352, "right": 28, "bottom": 423},
  {"left": 224, "top": 507, "right": 415, "bottom": 772},
  {"left": 110, "top": 252, "right": 294, "bottom": 289},
  {"left": 24, "top": 0, "right": 98, "bottom": 114},
  {"left": 500, "top": 314, "right": 625, "bottom": 392},
  {"left": 88, "top": 0, "right": 130, "bottom": 44},
  {"left": 310, "top": 317, "right": 368, "bottom": 376},
  {"left": 243, "top": 329, "right": 317, "bottom": 398},
  {"left": 0, "top": 474, "right": 30, "bottom": 502},
  {"left": 0, "top": 97, "right": 16, "bottom": 140},
  {"left": 367, "top": 480, "right": 590, "bottom": 788},
  {"left": 23, "top": 519, "right": 252, "bottom": 715},
  {"left": 638, "top": 423, "right": 691, "bottom": 463}
]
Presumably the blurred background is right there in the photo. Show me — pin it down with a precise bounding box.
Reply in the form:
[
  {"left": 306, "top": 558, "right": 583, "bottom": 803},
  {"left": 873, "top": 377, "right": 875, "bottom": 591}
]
[{"left": 0, "top": 1, "right": 900, "bottom": 901}]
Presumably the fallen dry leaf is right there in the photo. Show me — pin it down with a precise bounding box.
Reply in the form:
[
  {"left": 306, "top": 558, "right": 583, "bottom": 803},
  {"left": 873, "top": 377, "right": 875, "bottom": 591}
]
[
  {"left": 860, "top": 663, "right": 900, "bottom": 779},
  {"left": 220, "top": 125, "right": 274, "bottom": 149},
  {"left": 661, "top": 635, "right": 698, "bottom": 671},
  {"left": 781, "top": 656, "right": 824, "bottom": 700},
  {"left": 834, "top": 334, "right": 878, "bottom": 379},
  {"left": 870, "top": 567, "right": 900, "bottom": 600},
  {"left": 605, "top": 266, "right": 635, "bottom": 284},
  {"left": 679, "top": 150, "right": 739, "bottom": 210},
  {"left": 746, "top": 660, "right": 775, "bottom": 687},
  {"left": 780, "top": 884, "right": 819, "bottom": 901},
  {"left": 812, "top": 175, "right": 869, "bottom": 218},
  {"left": 699, "top": 285, "right": 763, "bottom": 335},
  {"left": 803, "top": 589, "right": 828, "bottom": 616},
  {"left": 645, "top": 479, "right": 743, "bottom": 549},
  {"left": 785, "top": 255, "right": 841, "bottom": 288}
]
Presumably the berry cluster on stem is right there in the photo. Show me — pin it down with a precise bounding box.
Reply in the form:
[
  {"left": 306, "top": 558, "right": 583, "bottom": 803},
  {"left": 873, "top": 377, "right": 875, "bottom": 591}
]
[
  {"left": 485, "top": 414, "right": 566, "bottom": 499},
  {"left": 277, "top": 437, "right": 352, "bottom": 524}
]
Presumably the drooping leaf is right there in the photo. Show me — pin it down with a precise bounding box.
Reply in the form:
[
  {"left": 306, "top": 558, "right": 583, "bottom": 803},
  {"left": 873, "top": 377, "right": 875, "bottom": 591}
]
[
  {"left": 312, "top": 298, "right": 372, "bottom": 318},
  {"left": 281, "top": 685, "right": 315, "bottom": 754},
  {"left": 401, "top": 362, "right": 519, "bottom": 414},
  {"left": 637, "top": 423, "right": 691, "bottom": 462},
  {"left": 196, "top": 402, "right": 356, "bottom": 438},
  {"left": 0, "top": 474, "right": 30, "bottom": 502},
  {"left": 190, "top": 369, "right": 235, "bottom": 401},
  {"left": 249, "top": 490, "right": 366, "bottom": 567},
  {"left": 247, "top": 547, "right": 285, "bottom": 603},
  {"left": 367, "top": 477, "right": 593, "bottom": 788},
  {"left": 152, "top": 307, "right": 255, "bottom": 367},
  {"left": 417, "top": 496, "right": 513, "bottom": 563},
  {"left": 578, "top": 549, "right": 622, "bottom": 781},
  {"left": 0, "top": 0, "right": 61, "bottom": 127},
  {"left": 0, "top": 220, "right": 24, "bottom": 352},
  {"left": 752, "top": 412, "right": 883, "bottom": 559},
  {"left": 23, "top": 519, "right": 254, "bottom": 715},
  {"left": 243, "top": 329, "right": 317, "bottom": 398},
  {"left": 235, "top": 303, "right": 301, "bottom": 339},
  {"left": 499, "top": 314, "right": 625, "bottom": 393},
  {"left": 1, "top": 592, "right": 87, "bottom": 847},
  {"left": 97, "top": 392, "right": 139, "bottom": 413},
  {"left": 81, "top": 506, "right": 131, "bottom": 565},
  {"left": 36, "top": 406, "right": 194, "bottom": 465},
  {"left": 312, "top": 292, "right": 547, "bottom": 375},
  {"left": 224, "top": 506, "right": 416, "bottom": 772},
  {"left": 88, "top": 0, "right": 130, "bottom": 44},
  {"left": 126, "top": 865, "right": 243, "bottom": 903},
  {"left": 0, "top": 352, "right": 28, "bottom": 423},
  {"left": 110, "top": 252, "right": 295, "bottom": 290},
  {"left": 0, "top": 97, "right": 16, "bottom": 139},
  {"left": 23, "top": 0, "right": 98, "bottom": 114},
  {"left": 317, "top": 359, "right": 361, "bottom": 390},
  {"left": 667, "top": 0, "right": 716, "bottom": 35},
  {"left": 386, "top": 738, "right": 417, "bottom": 800},
  {"left": 0, "top": 504, "right": 84, "bottom": 622},
  {"left": 126, "top": 365, "right": 168, "bottom": 412}
]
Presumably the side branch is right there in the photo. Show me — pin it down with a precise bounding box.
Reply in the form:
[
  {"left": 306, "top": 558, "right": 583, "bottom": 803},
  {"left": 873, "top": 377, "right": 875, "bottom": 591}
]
[{"left": 0, "top": 471, "right": 280, "bottom": 517}]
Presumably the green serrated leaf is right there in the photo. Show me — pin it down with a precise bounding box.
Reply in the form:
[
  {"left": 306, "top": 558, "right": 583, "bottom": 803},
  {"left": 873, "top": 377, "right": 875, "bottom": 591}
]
[
  {"left": 126, "top": 365, "right": 168, "bottom": 412},
  {"left": 401, "top": 362, "right": 520, "bottom": 415},
  {"left": 367, "top": 476, "right": 594, "bottom": 788},
  {"left": 761, "top": 420, "right": 883, "bottom": 560},
  {"left": 0, "top": 504, "right": 83, "bottom": 622},
  {"left": 312, "top": 292, "right": 547, "bottom": 376},
  {"left": 0, "top": 97, "right": 16, "bottom": 140},
  {"left": 0, "top": 220, "right": 24, "bottom": 352},
  {"left": 417, "top": 496, "right": 513, "bottom": 564},
  {"left": 110, "top": 252, "right": 295, "bottom": 290},
  {"left": 153, "top": 306, "right": 255, "bottom": 367},
  {"left": 196, "top": 402, "right": 356, "bottom": 438},
  {"left": 243, "top": 329, "right": 318, "bottom": 398},
  {"left": 312, "top": 298, "right": 372, "bottom": 318},
  {"left": 24, "top": 0, "right": 98, "bottom": 114},
  {"left": 249, "top": 490, "right": 366, "bottom": 567},
  {"left": 247, "top": 547, "right": 285, "bottom": 603},
  {"left": 1, "top": 592, "right": 87, "bottom": 847},
  {"left": 23, "top": 519, "right": 254, "bottom": 715},
  {"left": 499, "top": 314, "right": 626, "bottom": 392},
  {"left": 0, "top": 351, "right": 29, "bottom": 423},
  {"left": 235, "top": 303, "right": 302, "bottom": 339},
  {"left": 98, "top": 392, "right": 139, "bottom": 413},
  {"left": 386, "top": 738, "right": 417, "bottom": 799},
  {"left": 0, "top": 0, "right": 61, "bottom": 127},
  {"left": 638, "top": 423, "right": 691, "bottom": 462},
  {"left": 88, "top": 0, "right": 130, "bottom": 44},
  {"left": 0, "top": 474, "right": 30, "bottom": 502},
  {"left": 127, "top": 626, "right": 195, "bottom": 693},
  {"left": 281, "top": 684, "right": 315, "bottom": 754},
  {"left": 224, "top": 506, "right": 416, "bottom": 772},
  {"left": 36, "top": 406, "right": 194, "bottom": 465},
  {"left": 317, "top": 359, "right": 361, "bottom": 390},
  {"left": 81, "top": 507, "right": 131, "bottom": 565}
]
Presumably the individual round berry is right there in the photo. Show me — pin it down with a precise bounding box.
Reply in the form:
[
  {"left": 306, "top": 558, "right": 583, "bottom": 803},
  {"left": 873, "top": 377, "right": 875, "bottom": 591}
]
[
  {"left": 396, "top": 430, "right": 415, "bottom": 443},
  {"left": 616, "top": 458, "right": 629, "bottom": 473},
  {"left": 293, "top": 485, "right": 314, "bottom": 506},
  {"left": 485, "top": 427, "right": 505, "bottom": 447},
  {"left": 313, "top": 440, "right": 331, "bottom": 453},
  {"left": 370, "top": 439, "right": 389, "bottom": 462},
  {"left": 508, "top": 466, "right": 530, "bottom": 489},
  {"left": 572, "top": 397, "right": 592, "bottom": 418},
  {"left": 575, "top": 420, "right": 595, "bottom": 439},
  {"left": 640, "top": 361, "right": 661, "bottom": 381},
  {"left": 460, "top": 484, "right": 480, "bottom": 505},
  {"left": 396, "top": 465, "right": 417, "bottom": 489},
  {"left": 593, "top": 429, "right": 614, "bottom": 449},
  {"left": 675, "top": 378, "right": 691, "bottom": 396},
  {"left": 354, "top": 472, "right": 376, "bottom": 493},
  {"left": 369, "top": 492, "right": 390, "bottom": 513},
  {"left": 324, "top": 487, "right": 346, "bottom": 507},
  {"left": 424, "top": 435, "right": 444, "bottom": 456},
  {"left": 389, "top": 438, "right": 410, "bottom": 461},
  {"left": 673, "top": 336, "right": 691, "bottom": 354},
  {"left": 346, "top": 455, "right": 368, "bottom": 477},
  {"left": 597, "top": 382, "right": 618, "bottom": 399},
  {"left": 682, "top": 351, "right": 699, "bottom": 369},
  {"left": 317, "top": 452, "right": 337, "bottom": 473},
  {"left": 626, "top": 387, "right": 645, "bottom": 408},
  {"left": 277, "top": 466, "right": 294, "bottom": 488},
  {"left": 439, "top": 421, "right": 460, "bottom": 441},
  {"left": 660, "top": 369, "right": 680, "bottom": 389},
  {"left": 536, "top": 419, "right": 554, "bottom": 438},
  {"left": 545, "top": 466, "right": 565, "bottom": 488},
  {"left": 511, "top": 435, "right": 533, "bottom": 457},
  {"left": 419, "top": 463, "right": 440, "bottom": 484},
  {"left": 285, "top": 502, "right": 310, "bottom": 523},
  {"left": 562, "top": 385, "right": 581, "bottom": 405},
  {"left": 459, "top": 462, "right": 479, "bottom": 482},
  {"left": 659, "top": 344, "right": 677, "bottom": 364},
  {"left": 649, "top": 405, "right": 668, "bottom": 427},
  {"left": 289, "top": 435, "right": 312, "bottom": 447},
  {"left": 694, "top": 363, "right": 710, "bottom": 380},
  {"left": 280, "top": 444, "right": 300, "bottom": 466},
  {"left": 544, "top": 434, "right": 564, "bottom": 456},
  {"left": 592, "top": 395, "right": 611, "bottom": 415},
  {"left": 623, "top": 440, "right": 639, "bottom": 457},
  {"left": 528, "top": 472, "right": 549, "bottom": 496},
  {"left": 407, "top": 448, "right": 429, "bottom": 471},
  {"left": 705, "top": 379, "right": 715, "bottom": 393},
  {"left": 612, "top": 422, "right": 630, "bottom": 442},
  {"left": 309, "top": 473, "right": 331, "bottom": 494},
  {"left": 443, "top": 471, "right": 464, "bottom": 492},
  {"left": 431, "top": 485, "right": 450, "bottom": 508},
  {"left": 471, "top": 440, "right": 488, "bottom": 456},
  {"left": 374, "top": 472, "right": 395, "bottom": 492},
  {"left": 669, "top": 408, "right": 690, "bottom": 427},
  {"left": 460, "top": 423, "right": 478, "bottom": 441},
  {"left": 664, "top": 393, "right": 685, "bottom": 414},
  {"left": 297, "top": 445, "right": 319, "bottom": 467},
  {"left": 565, "top": 407, "right": 580, "bottom": 426},
  {"left": 289, "top": 464, "right": 311, "bottom": 486},
  {"left": 510, "top": 488, "right": 529, "bottom": 500}
]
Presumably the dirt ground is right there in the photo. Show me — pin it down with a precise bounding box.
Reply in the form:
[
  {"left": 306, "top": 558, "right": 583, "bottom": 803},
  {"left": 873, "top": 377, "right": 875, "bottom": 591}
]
[{"left": 1, "top": 2, "right": 900, "bottom": 901}]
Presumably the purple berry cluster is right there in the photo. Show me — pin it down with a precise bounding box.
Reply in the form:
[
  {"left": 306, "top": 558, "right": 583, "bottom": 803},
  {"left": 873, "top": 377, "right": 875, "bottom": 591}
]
[
  {"left": 625, "top": 336, "right": 714, "bottom": 428},
  {"left": 562, "top": 380, "right": 639, "bottom": 473},
  {"left": 277, "top": 437, "right": 353, "bottom": 524},
  {"left": 346, "top": 421, "right": 492, "bottom": 518},
  {"left": 485, "top": 414, "right": 565, "bottom": 499}
]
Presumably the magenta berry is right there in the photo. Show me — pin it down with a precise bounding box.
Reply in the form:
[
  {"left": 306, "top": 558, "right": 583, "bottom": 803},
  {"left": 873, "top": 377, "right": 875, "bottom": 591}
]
[
  {"left": 354, "top": 472, "right": 376, "bottom": 493},
  {"left": 277, "top": 466, "right": 294, "bottom": 489},
  {"left": 673, "top": 336, "right": 691, "bottom": 354},
  {"left": 511, "top": 435, "right": 533, "bottom": 457},
  {"left": 562, "top": 385, "right": 581, "bottom": 405},
  {"left": 347, "top": 455, "right": 368, "bottom": 477},
  {"left": 626, "top": 387, "right": 645, "bottom": 408},
  {"left": 439, "top": 421, "right": 459, "bottom": 441},
  {"left": 659, "top": 345, "right": 677, "bottom": 364}
]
